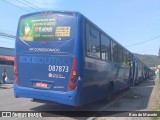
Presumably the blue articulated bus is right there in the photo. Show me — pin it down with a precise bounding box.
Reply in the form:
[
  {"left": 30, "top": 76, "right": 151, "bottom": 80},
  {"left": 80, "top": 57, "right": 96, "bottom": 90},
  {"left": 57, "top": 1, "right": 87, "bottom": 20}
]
[{"left": 14, "top": 11, "right": 151, "bottom": 106}]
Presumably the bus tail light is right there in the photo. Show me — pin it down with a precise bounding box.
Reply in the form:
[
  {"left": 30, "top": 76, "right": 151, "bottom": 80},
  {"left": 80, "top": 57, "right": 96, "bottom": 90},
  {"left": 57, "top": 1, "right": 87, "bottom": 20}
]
[
  {"left": 14, "top": 57, "right": 18, "bottom": 84},
  {"left": 68, "top": 57, "right": 77, "bottom": 91}
]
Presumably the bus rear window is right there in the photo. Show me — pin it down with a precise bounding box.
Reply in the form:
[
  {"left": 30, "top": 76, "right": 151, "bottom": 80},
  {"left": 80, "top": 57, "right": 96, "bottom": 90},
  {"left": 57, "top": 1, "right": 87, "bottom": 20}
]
[{"left": 19, "top": 13, "right": 76, "bottom": 41}]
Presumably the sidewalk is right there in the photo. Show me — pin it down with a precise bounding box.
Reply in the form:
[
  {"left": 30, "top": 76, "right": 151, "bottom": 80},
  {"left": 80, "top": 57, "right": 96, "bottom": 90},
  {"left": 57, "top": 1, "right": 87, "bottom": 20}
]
[
  {"left": 93, "top": 76, "right": 158, "bottom": 120},
  {"left": 0, "top": 80, "right": 14, "bottom": 89},
  {"left": 0, "top": 83, "right": 13, "bottom": 89},
  {"left": 0, "top": 79, "right": 14, "bottom": 84}
]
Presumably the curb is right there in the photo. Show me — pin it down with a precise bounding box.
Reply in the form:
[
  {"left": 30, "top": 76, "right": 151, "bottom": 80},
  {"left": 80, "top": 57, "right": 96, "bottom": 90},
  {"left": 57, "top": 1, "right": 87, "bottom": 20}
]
[
  {"left": 0, "top": 84, "right": 13, "bottom": 89},
  {"left": 0, "top": 80, "right": 14, "bottom": 84}
]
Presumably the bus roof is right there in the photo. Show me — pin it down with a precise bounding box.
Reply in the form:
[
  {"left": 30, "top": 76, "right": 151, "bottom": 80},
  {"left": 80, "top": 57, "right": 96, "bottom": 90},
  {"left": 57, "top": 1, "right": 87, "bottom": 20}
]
[
  {"left": 19, "top": 10, "right": 134, "bottom": 59},
  {"left": 20, "top": 11, "right": 80, "bottom": 18}
]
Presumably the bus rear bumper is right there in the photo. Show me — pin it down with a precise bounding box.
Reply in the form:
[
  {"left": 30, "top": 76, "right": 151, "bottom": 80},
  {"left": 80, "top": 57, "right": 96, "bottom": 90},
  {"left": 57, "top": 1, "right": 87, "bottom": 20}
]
[{"left": 14, "top": 84, "right": 79, "bottom": 106}]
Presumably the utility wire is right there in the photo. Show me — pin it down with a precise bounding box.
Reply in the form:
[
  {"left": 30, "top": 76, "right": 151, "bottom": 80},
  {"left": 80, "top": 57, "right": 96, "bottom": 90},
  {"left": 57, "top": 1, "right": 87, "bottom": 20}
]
[
  {"left": 33, "top": 0, "right": 42, "bottom": 5},
  {"left": 125, "top": 35, "right": 160, "bottom": 47},
  {"left": 0, "top": 31, "right": 16, "bottom": 39},
  {"left": 1, "top": 0, "right": 30, "bottom": 12},
  {"left": 0, "top": 28, "right": 16, "bottom": 35},
  {"left": 0, "top": 35, "right": 15, "bottom": 39},
  {"left": 23, "top": 0, "right": 44, "bottom": 11},
  {"left": 15, "top": 0, "right": 39, "bottom": 11},
  {"left": 0, "top": 38, "right": 15, "bottom": 42},
  {"left": 0, "top": 32, "right": 15, "bottom": 38},
  {"left": 0, "top": 37, "right": 15, "bottom": 42}
]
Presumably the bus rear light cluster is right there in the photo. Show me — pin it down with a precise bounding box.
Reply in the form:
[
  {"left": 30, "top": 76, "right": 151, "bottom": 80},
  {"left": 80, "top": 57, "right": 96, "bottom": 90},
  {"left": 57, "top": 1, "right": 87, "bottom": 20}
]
[
  {"left": 72, "top": 70, "right": 77, "bottom": 76},
  {"left": 14, "top": 57, "right": 19, "bottom": 84},
  {"left": 68, "top": 57, "right": 77, "bottom": 91}
]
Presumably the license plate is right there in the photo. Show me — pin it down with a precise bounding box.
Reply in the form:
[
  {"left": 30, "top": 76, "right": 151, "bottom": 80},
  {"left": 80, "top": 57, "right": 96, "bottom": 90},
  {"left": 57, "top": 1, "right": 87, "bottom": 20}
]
[{"left": 36, "top": 82, "right": 48, "bottom": 88}]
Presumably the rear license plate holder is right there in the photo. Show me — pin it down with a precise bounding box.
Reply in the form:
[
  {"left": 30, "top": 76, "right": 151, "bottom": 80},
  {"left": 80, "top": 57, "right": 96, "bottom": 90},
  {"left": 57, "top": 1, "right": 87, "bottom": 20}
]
[{"left": 36, "top": 82, "right": 48, "bottom": 88}]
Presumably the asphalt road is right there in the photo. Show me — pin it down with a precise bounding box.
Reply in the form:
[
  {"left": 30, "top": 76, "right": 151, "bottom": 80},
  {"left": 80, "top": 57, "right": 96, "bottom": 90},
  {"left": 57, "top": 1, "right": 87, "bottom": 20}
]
[{"left": 0, "top": 77, "right": 157, "bottom": 120}]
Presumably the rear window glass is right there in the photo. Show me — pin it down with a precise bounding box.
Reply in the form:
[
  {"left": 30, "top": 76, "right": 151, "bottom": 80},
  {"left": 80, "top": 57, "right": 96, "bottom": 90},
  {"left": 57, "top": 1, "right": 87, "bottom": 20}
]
[{"left": 19, "top": 13, "right": 76, "bottom": 41}]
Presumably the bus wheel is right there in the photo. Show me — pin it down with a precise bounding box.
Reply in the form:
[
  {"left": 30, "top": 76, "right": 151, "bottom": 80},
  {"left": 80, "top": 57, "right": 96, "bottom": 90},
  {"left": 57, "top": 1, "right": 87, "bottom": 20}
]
[{"left": 106, "top": 83, "right": 114, "bottom": 102}]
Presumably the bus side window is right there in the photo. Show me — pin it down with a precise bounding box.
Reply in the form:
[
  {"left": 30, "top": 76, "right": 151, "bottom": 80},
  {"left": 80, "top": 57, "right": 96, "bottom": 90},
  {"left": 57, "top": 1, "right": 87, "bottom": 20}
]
[
  {"left": 123, "top": 50, "right": 128, "bottom": 65},
  {"left": 129, "top": 53, "right": 133, "bottom": 67},
  {"left": 122, "top": 49, "right": 126, "bottom": 65},
  {"left": 118, "top": 47, "right": 123, "bottom": 64},
  {"left": 101, "top": 34, "right": 111, "bottom": 61},
  {"left": 112, "top": 42, "right": 118, "bottom": 62},
  {"left": 86, "top": 23, "right": 100, "bottom": 59},
  {"left": 126, "top": 51, "right": 130, "bottom": 65}
]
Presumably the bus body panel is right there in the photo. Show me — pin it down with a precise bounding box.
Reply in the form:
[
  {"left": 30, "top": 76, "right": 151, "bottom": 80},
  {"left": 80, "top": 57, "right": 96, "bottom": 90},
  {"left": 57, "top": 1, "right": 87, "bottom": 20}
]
[
  {"left": 134, "top": 56, "right": 139, "bottom": 85},
  {"left": 14, "top": 11, "right": 131, "bottom": 106},
  {"left": 76, "top": 15, "right": 131, "bottom": 106},
  {"left": 14, "top": 11, "right": 82, "bottom": 106},
  {"left": 14, "top": 11, "right": 150, "bottom": 107},
  {"left": 17, "top": 53, "right": 73, "bottom": 91},
  {"left": 81, "top": 58, "right": 130, "bottom": 105},
  {"left": 16, "top": 12, "right": 77, "bottom": 91},
  {"left": 14, "top": 84, "right": 79, "bottom": 106},
  {"left": 134, "top": 56, "right": 145, "bottom": 84}
]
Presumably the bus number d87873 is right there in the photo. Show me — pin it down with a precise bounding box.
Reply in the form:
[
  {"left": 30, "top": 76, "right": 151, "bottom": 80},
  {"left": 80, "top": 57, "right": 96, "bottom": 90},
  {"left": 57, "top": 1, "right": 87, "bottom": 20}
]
[{"left": 48, "top": 65, "right": 69, "bottom": 72}]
